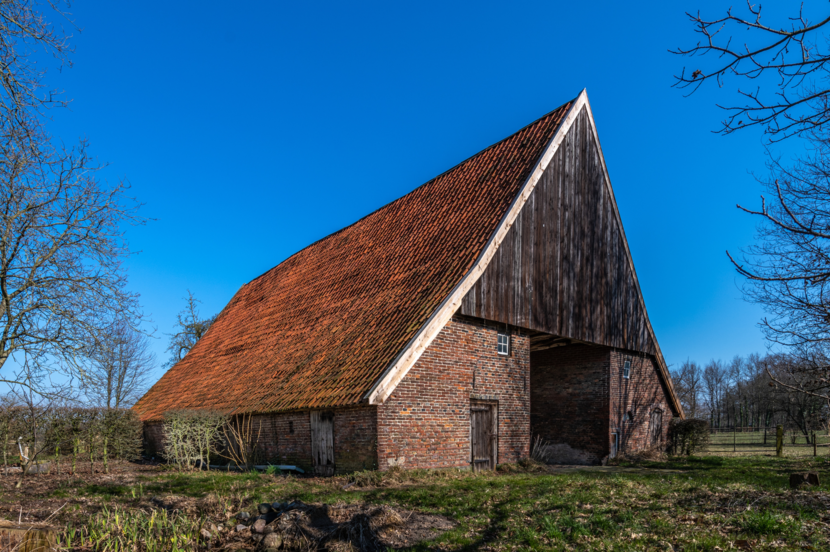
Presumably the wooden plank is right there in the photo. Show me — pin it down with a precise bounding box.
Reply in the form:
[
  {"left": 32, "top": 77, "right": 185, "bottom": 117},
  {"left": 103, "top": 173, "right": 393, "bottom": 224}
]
[
  {"left": 310, "top": 410, "right": 335, "bottom": 476},
  {"left": 458, "top": 104, "right": 659, "bottom": 358},
  {"left": 470, "top": 401, "right": 497, "bottom": 471},
  {"left": 532, "top": 165, "right": 549, "bottom": 331}
]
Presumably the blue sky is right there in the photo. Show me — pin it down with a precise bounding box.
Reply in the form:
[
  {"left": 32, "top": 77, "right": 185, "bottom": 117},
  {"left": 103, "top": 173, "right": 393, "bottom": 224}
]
[{"left": 42, "top": 0, "right": 807, "bottom": 385}]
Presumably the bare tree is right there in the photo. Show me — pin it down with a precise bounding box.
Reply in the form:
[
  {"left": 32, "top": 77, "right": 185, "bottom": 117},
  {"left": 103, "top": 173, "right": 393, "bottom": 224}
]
[
  {"left": 681, "top": 352, "right": 828, "bottom": 434},
  {"left": 672, "top": 2, "right": 830, "bottom": 141},
  {"left": 165, "top": 291, "right": 215, "bottom": 368},
  {"left": 671, "top": 359, "right": 703, "bottom": 418},
  {"left": 763, "top": 349, "right": 830, "bottom": 431},
  {"left": 674, "top": 3, "right": 830, "bottom": 405},
  {"left": 0, "top": 1, "right": 145, "bottom": 394},
  {"left": 0, "top": 1, "right": 72, "bottom": 129},
  {"left": 703, "top": 360, "right": 728, "bottom": 428},
  {"left": 82, "top": 320, "right": 155, "bottom": 409}
]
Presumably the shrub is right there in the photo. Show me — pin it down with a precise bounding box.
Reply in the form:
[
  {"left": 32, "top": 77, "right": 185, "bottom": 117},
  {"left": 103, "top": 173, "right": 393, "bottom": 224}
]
[
  {"left": 100, "top": 409, "right": 143, "bottom": 471},
  {"left": 530, "top": 435, "right": 554, "bottom": 464},
  {"left": 162, "top": 409, "right": 227, "bottom": 471},
  {"left": 669, "top": 418, "right": 709, "bottom": 456},
  {"left": 0, "top": 402, "right": 143, "bottom": 480},
  {"left": 218, "top": 412, "right": 264, "bottom": 470}
]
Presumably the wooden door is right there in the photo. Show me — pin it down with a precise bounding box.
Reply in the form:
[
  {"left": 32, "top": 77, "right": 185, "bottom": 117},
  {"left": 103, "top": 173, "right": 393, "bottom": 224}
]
[
  {"left": 470, "top": 401, "right": 497, "bottom": 471},
  {"left": 650, "top": 409, "right": 663, "bottom": 445},
  {"left": 310, "top": 411, "right": 335, "bottom": 476}
]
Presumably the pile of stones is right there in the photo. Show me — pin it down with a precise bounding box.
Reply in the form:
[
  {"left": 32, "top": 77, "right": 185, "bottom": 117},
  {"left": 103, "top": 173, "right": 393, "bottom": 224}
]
[{"left": 231, "top": 501, "right": 309, "bottom": 551}]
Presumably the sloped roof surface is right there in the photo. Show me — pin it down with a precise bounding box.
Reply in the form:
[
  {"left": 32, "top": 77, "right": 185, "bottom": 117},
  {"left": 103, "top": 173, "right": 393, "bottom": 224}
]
[{"left": 133, "top": 99, "right": 574, "bottom": 421}]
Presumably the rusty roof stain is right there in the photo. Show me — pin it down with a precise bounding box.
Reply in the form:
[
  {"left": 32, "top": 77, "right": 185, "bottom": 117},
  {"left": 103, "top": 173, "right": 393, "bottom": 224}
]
[{"left": 133, "top": 99, "right": 575, "bottom": 421}]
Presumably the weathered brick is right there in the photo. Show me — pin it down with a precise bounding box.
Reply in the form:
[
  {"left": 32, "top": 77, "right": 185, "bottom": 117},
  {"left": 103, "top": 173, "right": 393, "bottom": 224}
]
[
  {"left": 143, "top": 322, "right": 671, "bottom": 473},
  {"left": 377, "top": 316, "right": 530, "bottom": 470}
]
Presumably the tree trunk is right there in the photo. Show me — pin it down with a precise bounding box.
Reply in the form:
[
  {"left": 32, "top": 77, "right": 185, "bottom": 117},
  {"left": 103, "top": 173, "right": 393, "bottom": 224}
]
[{"left": 0, "top": 520, "right": 58, "bottom": 552}]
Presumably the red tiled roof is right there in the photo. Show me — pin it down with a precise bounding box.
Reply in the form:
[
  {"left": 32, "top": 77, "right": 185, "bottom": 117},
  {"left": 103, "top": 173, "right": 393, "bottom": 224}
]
[{"left": 133, "top": 99, "right": 575, "bottom": 421}]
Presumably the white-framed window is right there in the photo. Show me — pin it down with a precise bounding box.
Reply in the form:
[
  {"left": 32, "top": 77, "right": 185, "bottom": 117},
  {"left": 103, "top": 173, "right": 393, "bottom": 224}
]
[
  {"left": 497, "top": 333, "right": 509, "bottom": 355},
  {"left": 623, "top": 359, "right": 631, "bottom": 379}
]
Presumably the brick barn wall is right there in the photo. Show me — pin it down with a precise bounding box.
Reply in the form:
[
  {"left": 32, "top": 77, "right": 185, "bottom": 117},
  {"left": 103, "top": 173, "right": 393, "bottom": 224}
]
[
  {"left": 530, "top": 344, "right": 610, "bottom": 465},
  {"left": 266, "top": 411, "right": 312, "bottom": 470},
  {"left": 141, "top": 409, "right": 372, "bottom": 474},
  {"left": 609, "top": 351, "right": 671, "bottom": 454},
  {"left": 333, "top": 407, "right": 378, "bottom": 473},
  {"left": 377, "top": 316, "right": 530, "bottom": 470},
  {"left": 251, "top": 408, "right": 377, "bottom": 474}
]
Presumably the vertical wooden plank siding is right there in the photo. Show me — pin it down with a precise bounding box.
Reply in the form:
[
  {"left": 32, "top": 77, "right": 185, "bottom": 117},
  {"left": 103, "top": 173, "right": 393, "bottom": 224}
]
[
  {"left": 470, "top": 401, "right": 498, "bottom": 471},
  {"left": 460, "top": 107, "right": 657, "bottom": 356},
  {"left": 310, "top": 411, "right": 335, "bottom": 476}
]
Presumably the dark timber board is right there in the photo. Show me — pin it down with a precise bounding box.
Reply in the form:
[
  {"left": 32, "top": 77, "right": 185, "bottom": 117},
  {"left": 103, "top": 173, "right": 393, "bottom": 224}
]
[{"left": 460, "top": 107, "right": 656, "bottom": 356}]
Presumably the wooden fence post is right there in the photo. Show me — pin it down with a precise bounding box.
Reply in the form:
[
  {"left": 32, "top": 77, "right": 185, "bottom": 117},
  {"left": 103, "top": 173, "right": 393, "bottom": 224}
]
[
  {"left": 813, "top": 432, "right": 817, "bottom": 457},
  {"left": 776, "top": 425, "right": 784, "bottom": 457}
]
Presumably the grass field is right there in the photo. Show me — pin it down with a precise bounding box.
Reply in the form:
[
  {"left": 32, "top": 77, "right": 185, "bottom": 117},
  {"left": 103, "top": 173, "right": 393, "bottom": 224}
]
[
  {"left": 1, "top": 454, "right": 828, "bottom": 551},
  {"left": 705, "top": 431, "right": 830, "bottom": 456}
]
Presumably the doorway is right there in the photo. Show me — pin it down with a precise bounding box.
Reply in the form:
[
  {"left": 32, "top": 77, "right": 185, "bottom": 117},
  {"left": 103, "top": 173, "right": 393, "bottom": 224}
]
[
  {"left": 470, "top": 400, "right": 498, "bottom": 471},
  {"left": 311, "top": 410, "right": 335, "bottom": 476},
  {"left": 650, "top": 409, "right": 663, "bottom": 446}
]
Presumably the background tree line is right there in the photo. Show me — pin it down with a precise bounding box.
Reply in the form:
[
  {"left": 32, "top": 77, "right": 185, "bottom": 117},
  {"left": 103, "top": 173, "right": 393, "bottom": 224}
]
[{"left": 671, "top": 353, "right": 828, "bottom": 436}]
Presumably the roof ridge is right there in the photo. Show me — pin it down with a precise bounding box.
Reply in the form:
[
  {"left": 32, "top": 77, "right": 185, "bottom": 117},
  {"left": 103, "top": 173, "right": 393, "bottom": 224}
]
[{"left": 244, "top": 96, "right": 578, "bottom": 288}]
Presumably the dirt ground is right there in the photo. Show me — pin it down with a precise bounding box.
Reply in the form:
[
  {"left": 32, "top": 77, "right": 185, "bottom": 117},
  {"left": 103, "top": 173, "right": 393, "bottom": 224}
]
[
  {"left": 0, "top": 461, "right": 457, "bottom": 550},
  {"left": 0, "top": 461, "right": 160, "bottom": 525}
]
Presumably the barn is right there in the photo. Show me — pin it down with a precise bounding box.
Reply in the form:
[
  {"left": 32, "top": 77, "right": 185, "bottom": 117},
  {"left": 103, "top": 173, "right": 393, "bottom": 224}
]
[{"left": 134, "top": 90, "right": 683, "bottom": 473}]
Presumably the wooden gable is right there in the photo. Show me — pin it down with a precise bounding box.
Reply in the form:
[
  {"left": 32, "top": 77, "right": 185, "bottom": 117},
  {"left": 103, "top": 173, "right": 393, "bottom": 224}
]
[{"left": 460, "top": 105, "right": 657, "bottom": 356}]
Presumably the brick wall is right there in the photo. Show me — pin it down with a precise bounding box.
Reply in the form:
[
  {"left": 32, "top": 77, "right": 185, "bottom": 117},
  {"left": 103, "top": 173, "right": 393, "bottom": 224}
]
[
  {"left": 141, "top": 408, "right": 375, "bottom": 474},
  {"left": 333, "top": 407, "right": 378, "bottom": 473},
  {"left": 377, "top": 316, "right": 530, "bottom": 470},
  {"left": 142, "top": 338, "right": 672, "bottom": 472},
  {"left": 609, "top": 350, "right": 671, "bottom": 454},
  {"left": 266, "top": 411, "right": 312, "bottom": 470},
  {"left": 530, "top": 344, "right": 610, "bottom": 465}
]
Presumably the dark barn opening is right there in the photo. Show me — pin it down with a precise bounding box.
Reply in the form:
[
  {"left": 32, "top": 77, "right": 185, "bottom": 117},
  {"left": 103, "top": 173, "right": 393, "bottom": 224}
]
[{"left": 529, "top": 333, "right": 611, "bottom": 465}]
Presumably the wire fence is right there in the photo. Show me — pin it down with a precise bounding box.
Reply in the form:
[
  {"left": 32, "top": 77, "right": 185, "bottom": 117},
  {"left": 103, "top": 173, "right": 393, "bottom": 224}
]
[{"left": 704, "top": 427, "right": 830, "bottom": 456}]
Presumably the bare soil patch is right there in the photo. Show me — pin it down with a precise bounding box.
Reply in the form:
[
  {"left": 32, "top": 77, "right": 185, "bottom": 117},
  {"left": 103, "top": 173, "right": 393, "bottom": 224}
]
[
  {"left": 0, "top": 461, "right": 161, "bottom": 524},
  {"left": 222, "top": 502, "right": 455, "bottom": 551},
  {"left": 0, "top": 461, "right": 458, "bottom": 550}
]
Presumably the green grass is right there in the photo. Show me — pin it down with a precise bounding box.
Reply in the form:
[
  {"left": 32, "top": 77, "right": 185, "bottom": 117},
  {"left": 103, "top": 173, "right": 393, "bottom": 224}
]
[{"left": 47, "top": 455, "right": 830, "bottom": 551}]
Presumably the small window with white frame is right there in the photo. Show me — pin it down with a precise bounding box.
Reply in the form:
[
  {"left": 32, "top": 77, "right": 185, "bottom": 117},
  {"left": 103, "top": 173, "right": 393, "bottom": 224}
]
[
  {"left": 497, "top": 333, "right": 509, "bottom": 356},
  {"left": 623, "top": 359, "right": 631, "bottom": 379}
]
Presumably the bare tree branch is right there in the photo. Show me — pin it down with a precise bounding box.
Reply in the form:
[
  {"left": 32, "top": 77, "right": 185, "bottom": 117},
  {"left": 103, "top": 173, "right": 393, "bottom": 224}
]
[
  {"left": 672, "top": 2, "right": 830, "bottom": 141},
  {"left": 81, "top": 319, "right": 155, "bottom": 409},
  {"left": 164, "top": 291, "right": 215, "bottom": 369},
  {"left": 0, "top": 1, "right": 147, "bottom": 394}
]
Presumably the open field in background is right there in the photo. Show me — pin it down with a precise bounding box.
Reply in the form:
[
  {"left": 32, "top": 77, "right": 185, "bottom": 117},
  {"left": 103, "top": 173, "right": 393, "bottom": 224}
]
[
  {"left": 705, "top": 430, "right": 830, "bottom": 457},
  {"left": 0, "top": 455, "right": 828, "bottom": 551}
]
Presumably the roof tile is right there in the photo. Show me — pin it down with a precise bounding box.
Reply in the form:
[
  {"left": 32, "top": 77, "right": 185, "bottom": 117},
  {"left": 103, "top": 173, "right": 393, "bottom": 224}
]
[{"left": 133, "top": 99, "right": 574, "bottom": 421}]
